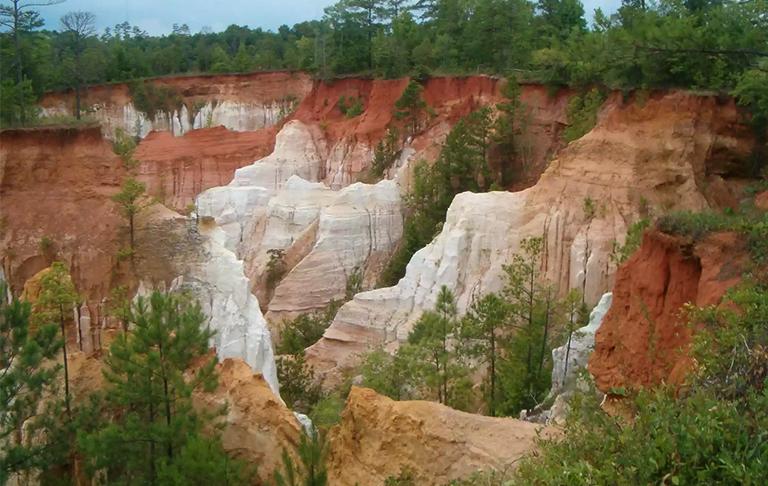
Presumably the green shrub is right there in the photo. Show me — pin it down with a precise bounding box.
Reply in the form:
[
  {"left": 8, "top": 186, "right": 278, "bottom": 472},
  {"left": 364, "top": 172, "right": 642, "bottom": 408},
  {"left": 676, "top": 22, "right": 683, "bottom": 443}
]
[
  {"left": 582, "top": 197, "right": 595, "bottom": 220},
  {"left": 309, "top": 392, "right": 345, "bottom": 428},
  {"left": 655, "top": 210, "right": 730, "bottom": 241},
  {"left": 129, "top": 81, "right": 184, "bottom": 120},
  {"left": 612, "top": 218, "right": 650, "bottom": 264},
  {"left": 265, "top": 248, "right": 287, "bottom": 293},
  {"left": 276, "top": 353, "right": 322, "bottom": 413},
  {"left": 277, "top": 296, "right": 344, "bottom": 356},
  {"left": 345, "top": 97, "right": 363, "bottom": 119},
  {"left": 563, "top": 88, "right": 605, "bottom": 143}
]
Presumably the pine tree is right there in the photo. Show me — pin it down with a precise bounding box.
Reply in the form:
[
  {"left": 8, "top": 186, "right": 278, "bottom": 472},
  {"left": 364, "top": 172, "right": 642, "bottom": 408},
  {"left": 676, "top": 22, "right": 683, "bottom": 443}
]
[
  {"left": 273, "top": 429, "right": 328, "bottom": 486},
  {"left": 0, "top": 281, "right": 62, "bottom": 485},
  {"left": 110, "top": 177, "right": 148, "bottom": 251},
  {"left": 394, "top": 80, "right": 426, "bottom": 137},
  {"left": 79, "top": 291, "right": 252, "bottom": 485},
  {"left": 460, "top": 293, "right": 509, "bottom": 416},
  {"left": 499, "top": 237, "right": 560, "bottom": 414},
  {"left": 34, "top": 262, "right": 80, "bottom": 419},
  {"left": 406, "top": 286, "right": 470, "bottom": 407},
  {"left": 371, "top": 124, "right": 401, "bottom": 177},
  {"left": 233, "top": 41, "right": 254, "bottom": 73}
]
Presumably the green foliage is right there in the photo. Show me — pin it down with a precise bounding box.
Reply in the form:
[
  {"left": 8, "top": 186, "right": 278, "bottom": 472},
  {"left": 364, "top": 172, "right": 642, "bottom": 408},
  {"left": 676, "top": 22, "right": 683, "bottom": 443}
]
[
  {"left": 266, "top": 248, "right": 288, "bottom": 294},
  {"left": 582, "top": 197, "right": 595, "bottom": 220},
  {"left": 0, "top": 79, "right": 40, "bottom": 129},
  {"left": 499, "top": 238, "right": 559, "bottom": 415},
  {"left": 384, "top": 466, "right": 417, "bottom": 486},
  {"left": 563, "top": 88, "right": 605, "bottom": 143},
  {"left": 655, "top": 209, "right": 731, "bottom": 241},
  {"left": 39, "top": 236, "right": 53, "bottom": 253},
  {"left": 111, "top": 177, "right": 148, "bottom": 250},
  {"left": 371, "top": 124, "right": 401, "bottom": 177},
  {"left": 78, "top": 291, "right": 256, "bottom": 485},
  {"left": 460, "top": 293, "right": 509, "bottom": 416},
  {"left": 0, "top": 280, "right": 62, "bottom": 485},
  {"left": 394, "top": 80, "right": 426, "bottom": 136},
  {"left": 360, "top": 344, "right": 416, "bottom": 401},
  {"left": 277, "top": 302, "right": 341, "bottom": 356},
  {"left": 107, "top": 285, "right": 132, "bottom": 332},
  {"left": 129, "top": 81, "right": 184, "bottom": 120},
  {"left": 506, "top": 281, "right": 768, "bottom": 486},
  {"left": 273, "top": 429, "right": 328, "bottom": 486},
  {"left": 612, "top": 217, "right": 650, "bottom": 264},
  {"left": 112, "top": 127, "right": 140, "bottom": 171},
  {"left": 346, "top": 96, "right": 363, "bottom": 119},
  {"left": 309, "top": 392, "right": 346, "bottom": 428},
  {"left": 35, "top": 262, "right": 80, "bottom": 417},
  {"left": 494, "top": 74, "right": 532, "bottom": 185},
  {"left": 277, "top": 352, "right": 323, "bottom": 413},
  {"left": 406, "top": 286, "right": 472, "bottom": 409},
  {"left": 116, "top": 247, "right": 134, "bottom": 262}
]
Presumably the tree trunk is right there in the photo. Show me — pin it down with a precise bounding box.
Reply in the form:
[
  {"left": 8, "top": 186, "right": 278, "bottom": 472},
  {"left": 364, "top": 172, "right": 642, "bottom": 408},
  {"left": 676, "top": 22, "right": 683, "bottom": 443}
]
[
  {"left": 149, "top": 394, "right": 156, "bottom": 486},
  {"left": 13, "top": 3, "right": 25, "bottom": 124},
  {"left": 535, "top": 298, "right": 552, "bottom": 388},
  {"left": 129, "top": 214, "right": 135, "bottom": 250},
  {"left": 562, "top": 328, "right": 574, "bottom": 388},
  {"left": 60, "top": 304, "right": 71, "bottom": 419},
  {"left": 489, "top": 329, "right": 496, "bottom": 417}
]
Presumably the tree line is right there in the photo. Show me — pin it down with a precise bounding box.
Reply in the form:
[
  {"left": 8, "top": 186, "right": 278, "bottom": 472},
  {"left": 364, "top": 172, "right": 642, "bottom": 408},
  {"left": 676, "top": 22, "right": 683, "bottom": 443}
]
[{"left": 2, "top": 0, "right": 767, "bottom": 131}]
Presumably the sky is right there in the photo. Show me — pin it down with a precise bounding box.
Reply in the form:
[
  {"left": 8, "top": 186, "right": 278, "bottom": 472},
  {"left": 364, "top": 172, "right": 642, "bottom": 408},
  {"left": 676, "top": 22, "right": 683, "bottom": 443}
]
[{"left": 38, "top": 0, "right": 623, "bottom": 36}]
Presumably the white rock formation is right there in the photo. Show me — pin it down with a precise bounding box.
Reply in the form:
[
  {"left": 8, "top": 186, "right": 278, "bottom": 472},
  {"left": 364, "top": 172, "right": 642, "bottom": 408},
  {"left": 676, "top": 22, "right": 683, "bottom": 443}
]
[
  {"left": 135, "top": 208, "right": 280, "bottom": 397},
  {"left": 550, "top": 292, "right": 612, "bottom": 396},
  {"left": 175, "top": 223, "right": 280, "bottom": 396},
  {"left": 196, "top": 119, "right": 406, "bottom": 318},
  {"left": 197, "top": 121, "right": 328, "bottom": 253},
  {"left": 321, "top": 188, "right": 621, "bottom": 350},
  {"left": 41, "top": 100, "right": 288, "bottom": 140},
  {"left": 267, "top": 179, "right": 404, "bottom": 317},
  {"left": 229, "top": 121, "right": 327, "bottom": 190}
]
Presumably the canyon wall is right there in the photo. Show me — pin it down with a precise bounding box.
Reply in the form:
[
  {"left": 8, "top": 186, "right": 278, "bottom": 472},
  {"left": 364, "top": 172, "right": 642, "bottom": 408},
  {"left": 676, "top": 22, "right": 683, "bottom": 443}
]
[
  {"left": 588, "top": 229, "right": 746, "bottom": 394},
  {"left": 308, "top": 90, "right": 756, "bottom": 375},
  {"left": 0, "top": 125, "right": 125, "bottom": 304},
  {"left": 133, "top": 125, "right": 279, "bottom": 211},
  {"left": 195, "top": 77, "right": 571, "bottom": 321},
  {"left": 126, "top": 76, "right": 569, "bottom": 213},
  {"left": 38, "top": 71, "right": 313, "bottom": 139}
]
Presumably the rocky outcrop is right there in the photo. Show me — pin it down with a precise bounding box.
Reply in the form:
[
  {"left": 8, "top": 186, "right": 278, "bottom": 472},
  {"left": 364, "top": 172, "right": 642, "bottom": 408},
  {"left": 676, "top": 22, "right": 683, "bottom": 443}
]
[
  {"left": 133, "top": 125, "right": 279, "bottom": 211},
  {"left": 523, "top": 292, "right": 613, "bottom": 424},
  {"left": 588, "top": 229, "right": 746, "bottom": 394},
  {"left": 308, "top": 90, "right": 756, "bottom": 375},
  {"left": 0, "top": 125, "right": 125, "bottom": 307},
  {"left": 551, "top": 292, "right": 613, "bottom": 397},
  {"left": 38, "top": 71, "right": 313, "bottom": 139},
  {"left": 197, "top": 119, "right": 405, "bottom": 318},
  {"left": 326, "top": 387, "right": 549, "bottom": 486},
  {"left": 133, "top": 204, "right": 280, "bottom": 395},
  {"left": 194, "top": 358, "right": 302, "bottom": 477}
]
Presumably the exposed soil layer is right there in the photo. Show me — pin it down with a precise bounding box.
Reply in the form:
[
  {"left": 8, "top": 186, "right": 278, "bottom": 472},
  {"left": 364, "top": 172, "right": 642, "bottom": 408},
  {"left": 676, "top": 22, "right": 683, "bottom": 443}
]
[
  {"left": 589, "top": 229, "right": 747, "bottom": 393},
  {"left": 133, "top": 125, "right": 279, "bottom": 210},
  {"left": 0, "top": 124, "right": 125, "bottom": 305},
  {"left": 38, "top": 71, "right": 314, "bottom": 109}
]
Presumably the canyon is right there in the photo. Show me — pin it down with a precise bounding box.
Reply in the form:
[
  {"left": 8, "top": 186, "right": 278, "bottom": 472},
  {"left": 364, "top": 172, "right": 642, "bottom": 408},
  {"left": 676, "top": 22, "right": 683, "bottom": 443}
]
[{"left": 2, "top": 71, "right": 762, "bottom": 484}]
